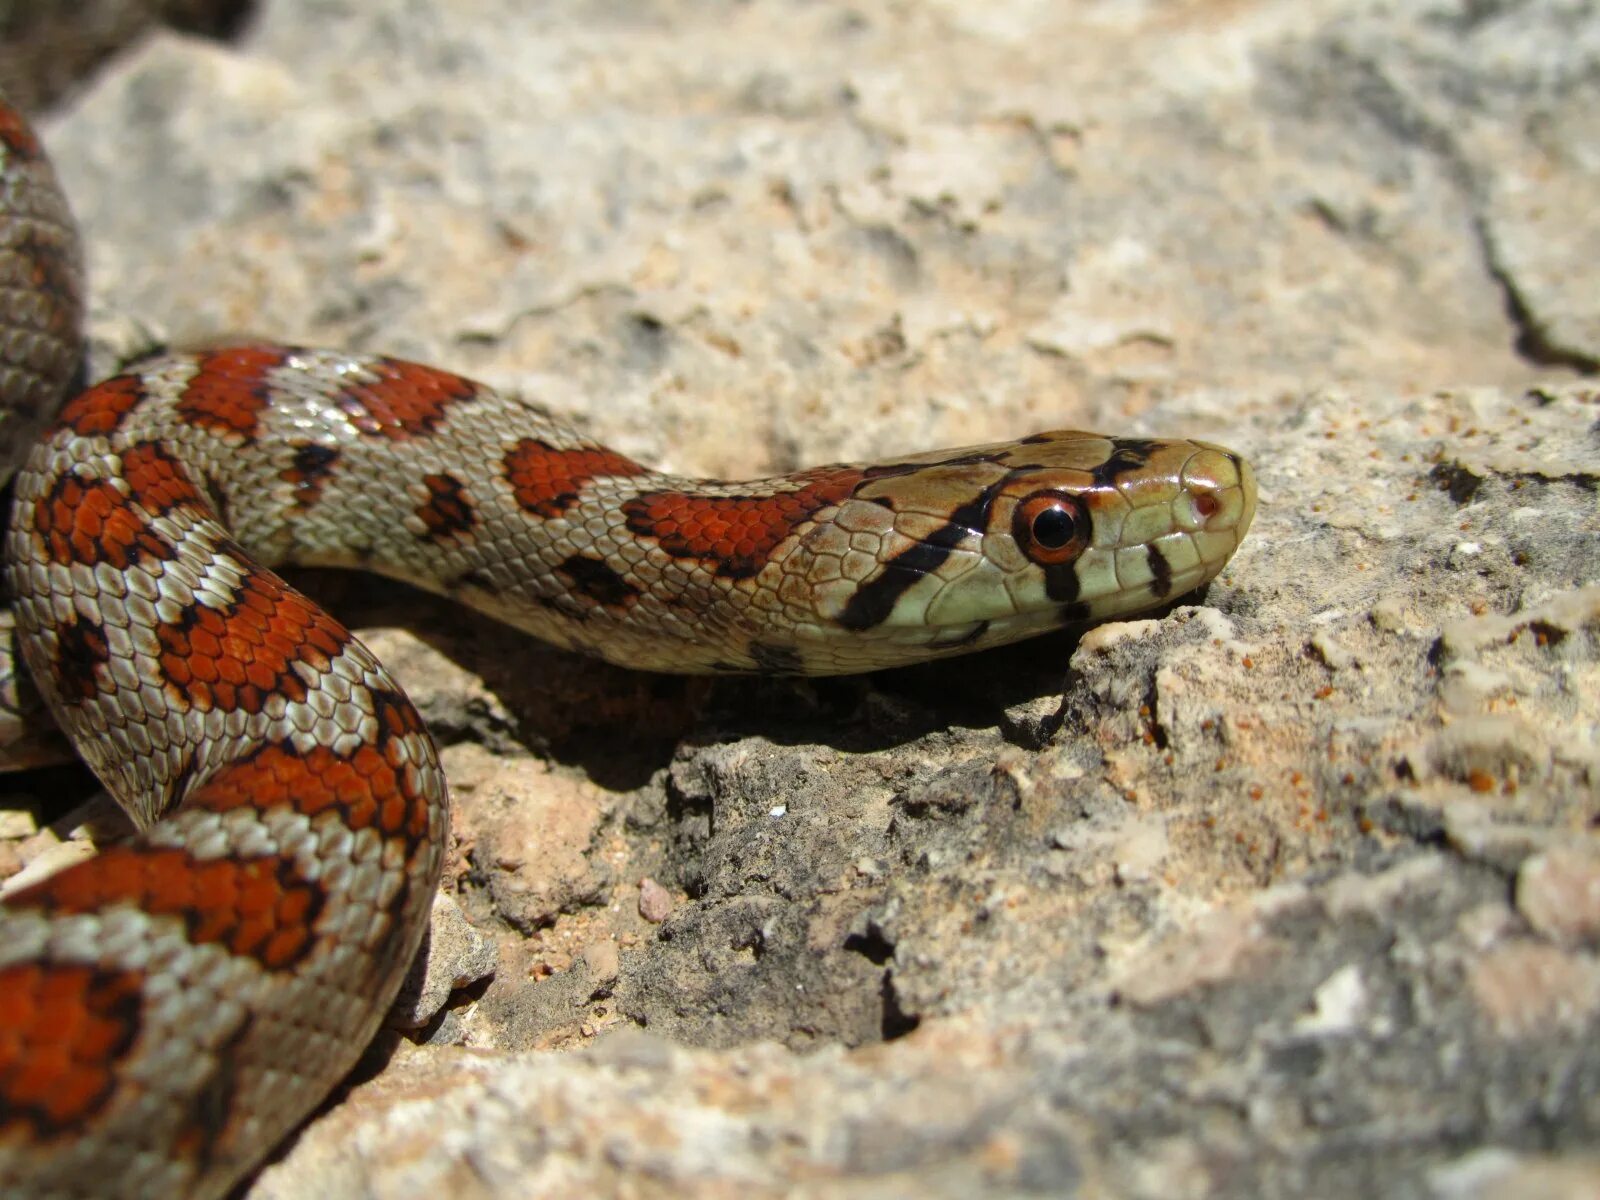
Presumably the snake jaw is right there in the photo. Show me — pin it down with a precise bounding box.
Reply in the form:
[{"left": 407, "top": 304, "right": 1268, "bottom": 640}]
[{"left": 1061, "top": 440, "right": 1256, "bottom": 620}]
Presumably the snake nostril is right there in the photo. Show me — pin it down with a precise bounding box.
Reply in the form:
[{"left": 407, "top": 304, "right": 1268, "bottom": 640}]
[{"left": 1194, "top": 491, "right": 1220, "bottom": 520}]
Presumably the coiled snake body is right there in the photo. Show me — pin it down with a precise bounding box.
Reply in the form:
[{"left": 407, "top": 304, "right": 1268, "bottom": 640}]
[{"left": 0, "top": 97, "right": 1256, "bottom": 1197}]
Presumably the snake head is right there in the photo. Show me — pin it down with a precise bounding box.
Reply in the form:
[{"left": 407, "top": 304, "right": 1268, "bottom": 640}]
[{"left": 791, "top": 432, "right": 1256, "bottom": 671}]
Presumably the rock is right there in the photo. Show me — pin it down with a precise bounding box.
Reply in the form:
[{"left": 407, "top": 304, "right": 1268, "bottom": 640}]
[
  {"left": 582, "top": 937, "right": 619, "bottom": 989},
  {"left": 1467, "top": 940, "right": 1600, "bottom": 1040},
  {"left": 442, "top": 743, "right": 612, "bottom": 935},
  {"left": 1430, "top": 1148, "right": 1600, "bottom": 1200},
  {"left": 1517, "top": 848, "right": 1600, "bottom": 947},
  {"left": 637, "top": 877, "right": 673, "bottom": 924},
  {"left": 1, "top": 1, "right": 1597, "bottom": 1197},
  {"left": 386, "top": 893, "right": 498, "bottom": 1032}
]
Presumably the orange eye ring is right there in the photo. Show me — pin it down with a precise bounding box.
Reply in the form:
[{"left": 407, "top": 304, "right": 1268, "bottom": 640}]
[{"left": 1013, "top": 489, "right": 1089, "bottom": 565}]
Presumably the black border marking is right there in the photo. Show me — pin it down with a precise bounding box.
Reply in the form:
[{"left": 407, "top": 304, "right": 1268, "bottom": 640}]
[{"left": 557, "top": 555, "right": 640, "bottom": 607}]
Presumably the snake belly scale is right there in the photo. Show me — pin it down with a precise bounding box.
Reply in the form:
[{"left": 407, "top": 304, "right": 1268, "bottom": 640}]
[{"left": 0, "top": 95, "right": 1256, "bottom": 1198}]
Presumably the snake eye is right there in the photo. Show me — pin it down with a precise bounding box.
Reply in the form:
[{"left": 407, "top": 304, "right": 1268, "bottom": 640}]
[{"left": 1014, "top": 490, "right": 1089, "bottom": 565}]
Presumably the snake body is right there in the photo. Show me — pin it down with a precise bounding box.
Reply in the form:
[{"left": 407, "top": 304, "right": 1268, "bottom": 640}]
[{"left": 0, "top": 96, "right": 1255, "bottom": 1198}]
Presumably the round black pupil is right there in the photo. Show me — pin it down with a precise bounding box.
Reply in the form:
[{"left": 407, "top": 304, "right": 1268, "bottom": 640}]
[{"left": 1031, "top": 505, "right": 1076, "bottom": 548}]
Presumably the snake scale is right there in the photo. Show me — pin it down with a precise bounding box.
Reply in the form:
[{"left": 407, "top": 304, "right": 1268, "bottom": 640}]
[{"left": 0, "top": 94, "right": 1255, "bottom": 1198}]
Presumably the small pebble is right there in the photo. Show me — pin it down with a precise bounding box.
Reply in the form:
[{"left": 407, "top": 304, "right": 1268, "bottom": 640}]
[
  {"left": 638, "top": 877, "right": 673, "bottom": 923},
  {"left": 584, "top": 939, "right": 620, "bottom": 985}
]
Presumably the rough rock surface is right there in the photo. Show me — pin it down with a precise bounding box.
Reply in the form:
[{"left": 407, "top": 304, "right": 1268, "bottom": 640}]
[{"left": 2, "top": 2, "right": 1597, "bottom": 1198}]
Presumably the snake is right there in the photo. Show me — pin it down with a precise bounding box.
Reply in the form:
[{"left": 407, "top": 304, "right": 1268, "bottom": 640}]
[{"left": 0, "top": 93, "right": 1256, "bottom": 1198}]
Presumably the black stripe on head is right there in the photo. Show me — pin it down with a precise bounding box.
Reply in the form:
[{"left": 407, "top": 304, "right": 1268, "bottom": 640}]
[
  {"left": 1090, "top": 439, "right": 1161, "bottom": 488},
  {"left": 1041, "top": 560, "right": 1081, "bottom": 603},
  {"left": 864, "top": 451, "right": 1007, "bottom": 478},
  {"left": 1056, "top": 600, "right": 1093, "bottom": 625},
  {"left": 837, "top": 484, "right": 1001, "bottom": 632},
  {"left": 1146, "top": 542, "right": 1173, "bottom": 600}
]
